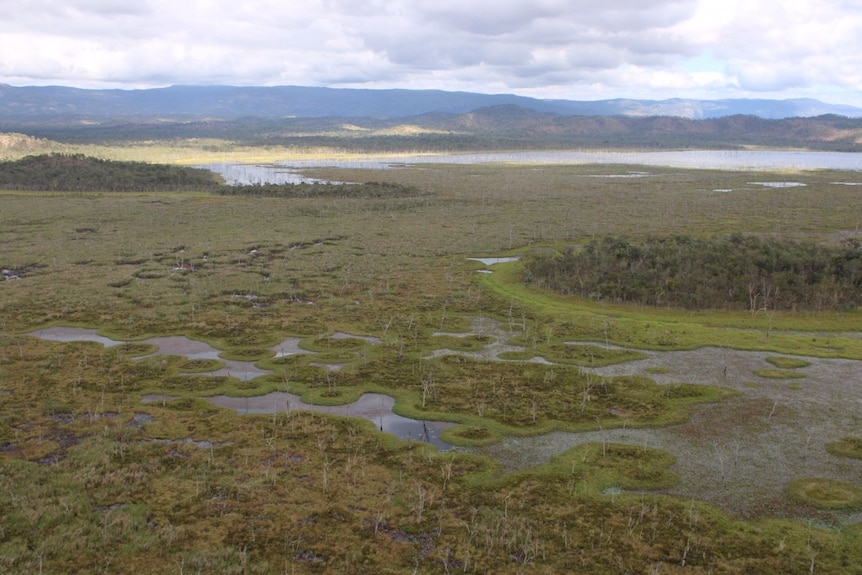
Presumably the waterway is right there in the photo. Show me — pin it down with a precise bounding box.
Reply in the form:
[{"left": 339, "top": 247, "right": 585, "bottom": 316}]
[{"left": 203, "top": 150, "right": 862, "bottom": 185}]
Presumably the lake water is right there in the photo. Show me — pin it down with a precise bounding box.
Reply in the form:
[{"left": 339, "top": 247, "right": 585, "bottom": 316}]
[
  {"left": 203, "top": 150, "right": 862, "bottom": 185},
  {"left": 205, "top": 162, "right": 348, "bottom": 185}
]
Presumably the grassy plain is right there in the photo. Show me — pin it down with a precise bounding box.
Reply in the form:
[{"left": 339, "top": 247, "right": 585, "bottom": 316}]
[{"left": 2, "top": 150, "right": 862, "bottom": 573}]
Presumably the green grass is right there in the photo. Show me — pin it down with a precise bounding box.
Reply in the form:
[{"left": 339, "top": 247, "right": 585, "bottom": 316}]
[
  {"left": 644, "top": 366, "right": 671, "bottom": 374},
  {"left": 753, "top": 368, "right": 807, "bottom": 379},
  {"left": 785, "top": 478, "right": 862, "bottom": 509},
  {"left": 765, "top": 356, "right": 812, "bottom": 369},
  {"left": 480, "top": 263, "right": 862, "bottom": 359},
  {"left": 826, "top": 436, "right": 862, "bottom": 460},
  {"left": 498, "top": 339, "right": 647, "bottom": 366},
  {"left": 430, "top": 334, "right": 495, "bottom": 352},
  {"left": 217, "top": 347, "right": 276, "bottom": 361},
  {"left": 175, "top": 358, "right": 224, "bottom": 372}
]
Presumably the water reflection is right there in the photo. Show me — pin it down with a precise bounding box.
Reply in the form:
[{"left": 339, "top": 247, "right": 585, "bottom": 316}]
[
  {"left": 205, "top": 162, "right": 349, "bottom": 185},
  {"left": 27, "top": 327, "right": 123, "bottom": 348},
  {"left": 467, "top": 256, "right": 520, "bottom": 265},
  {"left": 30, "top": 327, "right": 451, "bottom": 449},
  {"left": 202, "top": 150, "right": 862, "bottom": 185},
  {"left": 206, "top": 391, "right": 452, "bottom": 450}
]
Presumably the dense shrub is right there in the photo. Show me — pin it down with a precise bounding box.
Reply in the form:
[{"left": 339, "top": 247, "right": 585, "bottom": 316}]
[
  {"left": 524, "top": 234, "right": 862, "bottom": 312},
  {"left": 0, "top": 154, "right": 428, "bottom": 201},
  {"left": 216, "top": 180, "right": 428, "bottom": 199},
  {"left": 0, "top": 153, "right": 222, "bottom": 191}
]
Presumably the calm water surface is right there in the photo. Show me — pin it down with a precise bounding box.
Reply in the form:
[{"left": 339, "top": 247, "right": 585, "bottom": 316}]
[{"left": 204, "top": 150, "right": 862, "bottom": 185}]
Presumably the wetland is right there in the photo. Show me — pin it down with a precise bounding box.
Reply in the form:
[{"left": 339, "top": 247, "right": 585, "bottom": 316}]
[{"left": 3, "top": 155, "right": 862, "bottom": 573}]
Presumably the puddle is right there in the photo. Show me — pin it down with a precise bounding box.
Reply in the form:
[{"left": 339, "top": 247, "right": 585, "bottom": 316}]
[
  {"left": 272, "top": 337, "right": 314, "bottom": 358},
  {"left": 29, "top": 328, "right": 271, "bottom": 381},
  {"left": 31, "top": 327, "right": 450, "bottom": 449},
  {"left": 206, "top": 391, "right": 453, "bottom": 450},
  {"left": 28, "top": 327, "right": 124, "bottom": 348},
  {"left": 429, "top": 316, "right": 544, "bottom": 363},
  {"left": 138, "top": 336, "right": 270, "bottom": 380},
  {"left": 748, "top": 181, "right": 807, "bottom": 188},
  {"left": 467, "top": 257, "right": 520, "bottom": 266}
]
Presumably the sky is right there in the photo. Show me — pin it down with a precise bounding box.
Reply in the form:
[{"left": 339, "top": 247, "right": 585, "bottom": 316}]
[{"left": 1, "top": 0, "right": 861, "bottom": 106}]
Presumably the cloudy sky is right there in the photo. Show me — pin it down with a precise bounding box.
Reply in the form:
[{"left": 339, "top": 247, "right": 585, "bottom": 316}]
[{"left": 1, "top": 0, "right": 860, "bottom": 105}]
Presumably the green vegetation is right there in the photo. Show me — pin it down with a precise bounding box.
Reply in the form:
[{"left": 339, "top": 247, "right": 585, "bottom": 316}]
[
  {"left": 218, "top": 180, "right": 428, "bottom": 199},
  {"left": 827, "top": 437, "right": 862, "bottom": 460},
  {"left": 785, "top": 478, "right": 862, "bottom": 510},
  {"left": 0, "top": 153, "right": 222, "bottom": 191},
  {"left": 497, "top": 340, "right": 646, "bottom": 366},
  {"left": 765, "top": 356, "right": 812, "bottom": 369},
  {"left": 2, "top": 155, "right": 862, "bottom": 573},
  {"left": 0, "top": 154, "right": 426, "bottom": 200},
  {"left": 176, "top": 358, "right": 224, "bottom": 373},
  {"left": 753, "top": 368, "right": 807, "bottom": 380},
  {"left": 523, "top": 234, "right": 862, "bottom": 312}
]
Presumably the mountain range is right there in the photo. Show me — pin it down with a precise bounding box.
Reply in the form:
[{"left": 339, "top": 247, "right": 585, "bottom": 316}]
[{"left": 1, "top": 84, "right": 861, "bottom": 123}]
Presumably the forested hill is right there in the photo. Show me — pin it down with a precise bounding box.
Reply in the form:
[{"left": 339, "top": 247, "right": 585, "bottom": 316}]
[{"left": 6, "top": 109, "right": 862, "bottom": 152}]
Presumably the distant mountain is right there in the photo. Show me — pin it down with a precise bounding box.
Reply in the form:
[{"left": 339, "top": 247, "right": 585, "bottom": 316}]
[
  {"left": 1, "top": 84, "right": 860, "bottom": 123},
  {"left": 6, "top": 101, "right": 862, "bottom": 153}
]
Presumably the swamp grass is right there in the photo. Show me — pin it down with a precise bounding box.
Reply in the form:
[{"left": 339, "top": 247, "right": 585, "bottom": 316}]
[
  {"left": 3, "top": 160, "right": 862, "bottom": 572},
  {"left": 765, "top": 356, "right": 812, "bottom": 369},
  {"left": 480, "top": 263, "right": 862, "bottom": 359},
  {"left": 785, "top": 478, "right": 862, "bottom": 510},
  {"left": 826, "top": 436, "right": 862, "bottom": 460},
  {"left": 752, "top": 368, "right": 807, "bottom": 380},
  {"left": 497, "top": 339, "right": 647, "bottom": 366}
]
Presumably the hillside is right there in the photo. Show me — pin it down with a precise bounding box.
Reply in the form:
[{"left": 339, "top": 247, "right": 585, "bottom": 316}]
[
  {"left": 1, "top": 84, "right": 861, "bottom": 123},
  {"left": 7, "top": 106, "right": 862, "bottom": 152}
]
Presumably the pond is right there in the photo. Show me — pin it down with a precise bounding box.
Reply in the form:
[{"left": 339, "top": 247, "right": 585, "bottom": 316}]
[
  {"left": 204, "top": 162, "right": 351, "bottom": 185},
  {"left": 203, "top": 392, "right": 452, "bottom": 450},
  {"left": 28, "top": 326, "right": 451, "bottom": 449},
  {"left": 467, "top": 256, "right": 520, "bottom": 266}
]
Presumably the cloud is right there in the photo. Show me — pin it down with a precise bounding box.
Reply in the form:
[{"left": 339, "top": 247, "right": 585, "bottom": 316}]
[{"left": 0, "top": 0, "right": 860, "bottom": 105}]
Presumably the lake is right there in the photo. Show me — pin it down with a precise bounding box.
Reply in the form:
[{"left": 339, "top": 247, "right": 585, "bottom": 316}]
[{"left": 203, "top": 150, "right": 862, "bottom": 185}]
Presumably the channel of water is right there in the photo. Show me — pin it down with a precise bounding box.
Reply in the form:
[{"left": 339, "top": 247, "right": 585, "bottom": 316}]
[{"left": 27, "top": 326, "right": 452, "bottom": 449}]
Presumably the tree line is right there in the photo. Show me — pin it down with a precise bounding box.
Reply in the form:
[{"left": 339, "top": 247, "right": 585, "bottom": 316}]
[
  {"left": 0, "top": 154, "right": 428, "bottom": 200},
  {"left": 523, "top": 234, "right": 862, "bottom": 312},
  {"left": 0, "top": 154, "right": 222, "bottom": 192}
]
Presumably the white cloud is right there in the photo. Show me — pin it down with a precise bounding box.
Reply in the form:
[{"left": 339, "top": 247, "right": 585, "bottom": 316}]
[{"left": 0, "top": 0, "right": 860, "bottom": 106}]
